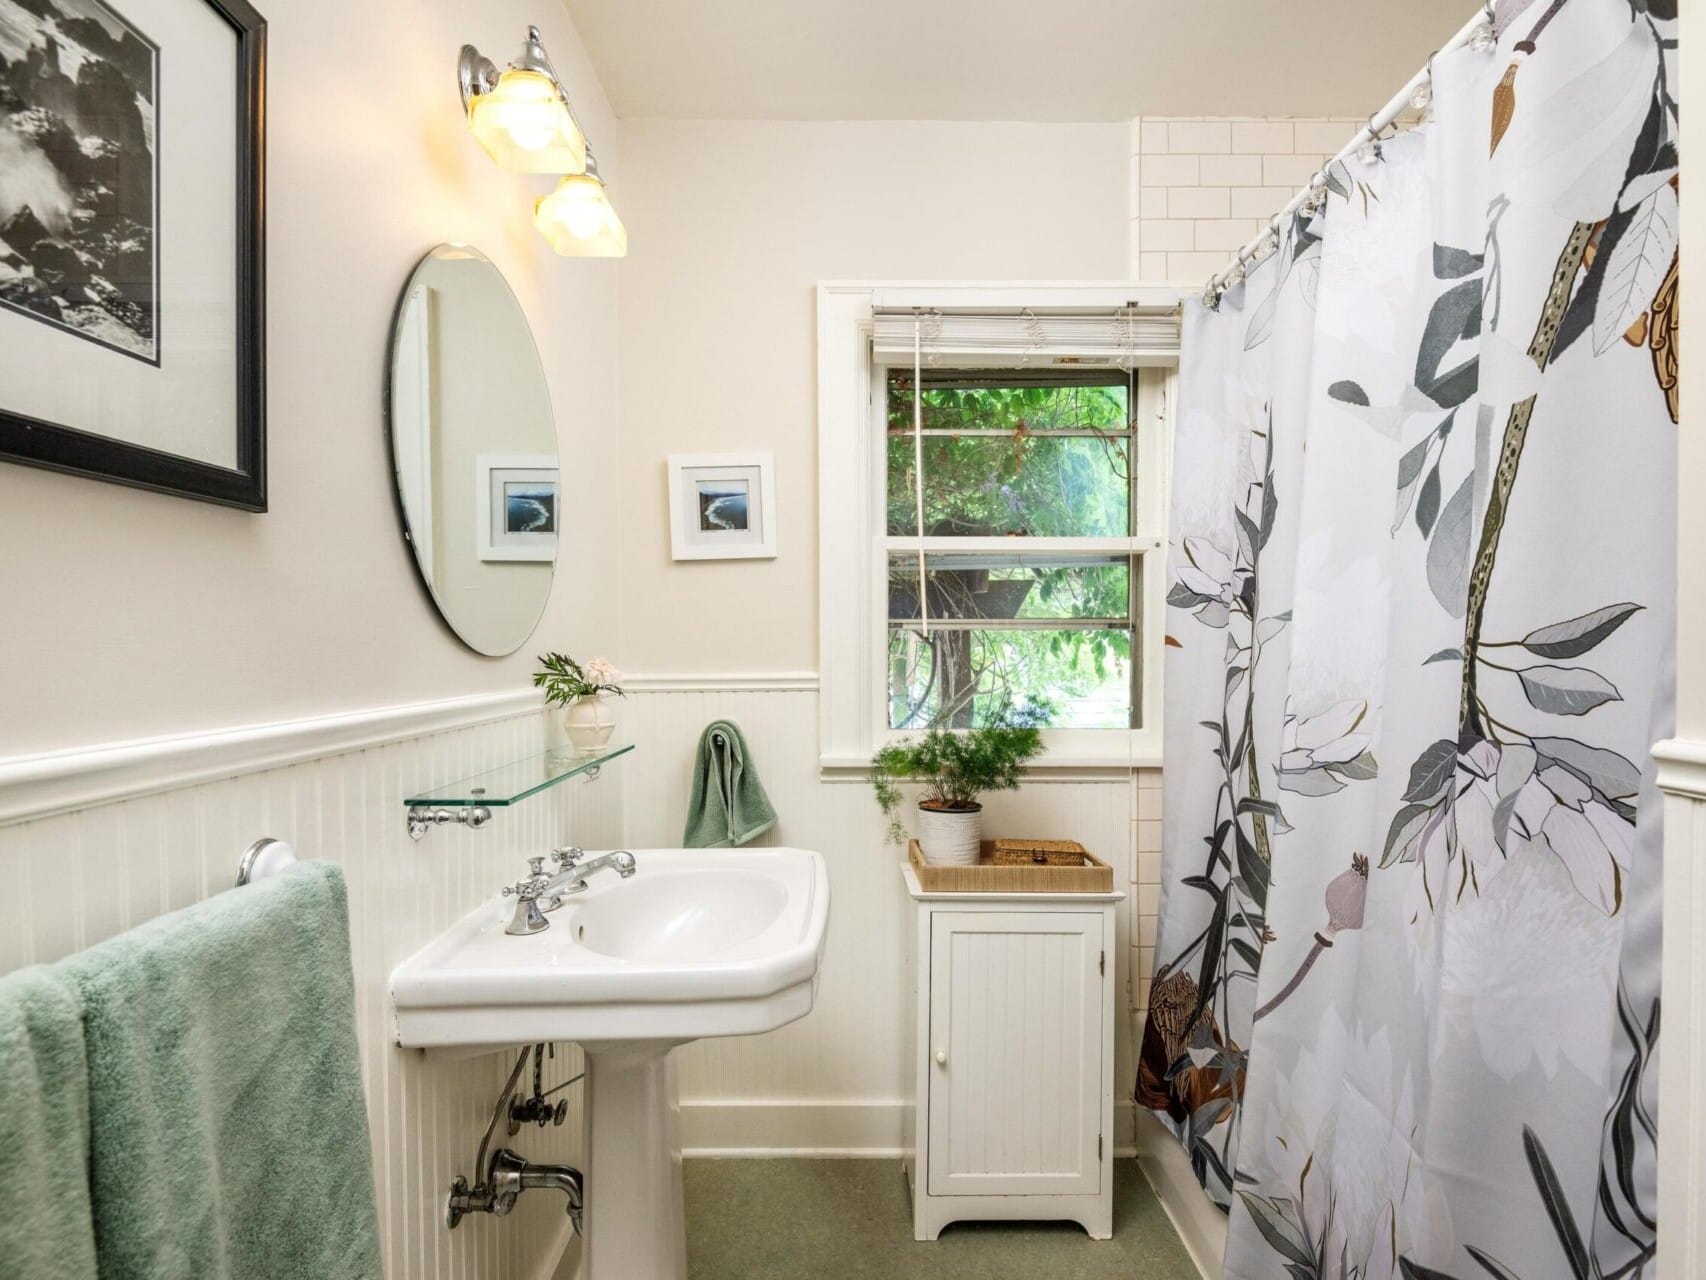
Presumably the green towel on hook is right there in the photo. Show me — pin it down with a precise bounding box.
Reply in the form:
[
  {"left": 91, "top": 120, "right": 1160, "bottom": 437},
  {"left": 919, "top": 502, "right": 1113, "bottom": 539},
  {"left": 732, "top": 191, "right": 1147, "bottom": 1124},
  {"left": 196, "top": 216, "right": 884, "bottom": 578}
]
[
  {"left": 683, "top": 719, "right": 778, "bottom": 847},
  {"left": 64, "top": 860, "right": 382, "bottom": 1280},
  {"left": 0, "top": 963, "right": 98, "bottom": 1279}
]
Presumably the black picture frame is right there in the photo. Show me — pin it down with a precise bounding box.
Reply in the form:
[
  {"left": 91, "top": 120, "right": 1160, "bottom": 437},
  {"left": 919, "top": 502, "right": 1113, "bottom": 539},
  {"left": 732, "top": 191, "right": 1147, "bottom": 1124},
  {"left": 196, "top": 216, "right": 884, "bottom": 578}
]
[{"left": 0, "top": 0, "right": 268, "bottom": 511}]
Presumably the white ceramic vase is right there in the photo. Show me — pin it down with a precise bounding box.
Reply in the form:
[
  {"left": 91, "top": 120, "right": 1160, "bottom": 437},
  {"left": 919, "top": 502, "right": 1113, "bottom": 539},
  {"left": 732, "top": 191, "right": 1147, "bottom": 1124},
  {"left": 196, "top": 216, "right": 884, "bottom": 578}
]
[
  {"left": 563, "top": 695, "right": 617, "bottom": 752},
  {"left": 917, "top": 803, "right": 982, "bottom": 866}
]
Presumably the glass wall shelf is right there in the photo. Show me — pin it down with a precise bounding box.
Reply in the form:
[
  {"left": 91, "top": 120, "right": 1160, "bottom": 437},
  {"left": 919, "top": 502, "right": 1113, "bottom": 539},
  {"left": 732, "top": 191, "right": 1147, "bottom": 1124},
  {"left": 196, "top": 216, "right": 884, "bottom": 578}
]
[{"left": 404, "top": 743, "right": 633, "bottom": 839}]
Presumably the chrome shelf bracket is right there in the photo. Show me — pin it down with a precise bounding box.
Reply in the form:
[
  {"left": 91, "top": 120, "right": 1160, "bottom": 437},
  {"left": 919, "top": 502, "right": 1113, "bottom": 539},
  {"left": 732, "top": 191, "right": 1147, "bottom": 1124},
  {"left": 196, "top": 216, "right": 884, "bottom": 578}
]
[{"left": 408, "top": 803, "right": 493, "bottom": 841}]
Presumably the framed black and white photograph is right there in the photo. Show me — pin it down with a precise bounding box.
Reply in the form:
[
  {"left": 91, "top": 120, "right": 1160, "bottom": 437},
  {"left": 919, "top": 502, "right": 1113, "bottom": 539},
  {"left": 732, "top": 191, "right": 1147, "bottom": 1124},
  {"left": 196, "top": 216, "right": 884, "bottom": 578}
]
[
  {"left": 476, "top": 453, "right": 558, "bottom": 562},
  {"left": 0, "top": 0, "right": 266, "bottom": 509},
  {"left": 668, "top": 451, "right": 777, "bottom": 560}
]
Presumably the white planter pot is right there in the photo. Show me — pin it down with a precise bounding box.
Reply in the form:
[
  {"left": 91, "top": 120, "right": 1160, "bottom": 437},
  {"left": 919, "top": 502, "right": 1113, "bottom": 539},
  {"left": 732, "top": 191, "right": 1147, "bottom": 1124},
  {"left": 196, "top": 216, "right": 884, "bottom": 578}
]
[
  {"left": 917, "top": 803, "right": 982, "bottom": 866},
  {"left": 562, "top": 695, "right": 617, "bottom": 752}
]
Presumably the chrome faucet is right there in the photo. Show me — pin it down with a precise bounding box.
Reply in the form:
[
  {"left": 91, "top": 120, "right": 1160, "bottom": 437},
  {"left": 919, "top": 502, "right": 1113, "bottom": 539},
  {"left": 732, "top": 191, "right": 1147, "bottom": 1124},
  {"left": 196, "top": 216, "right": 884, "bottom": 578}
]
[
  {"left": 501, "top": 857, "right": 553, "bottom": 936},
  {"left": 540, "top": 846, "right": 637, "bottom": 908},
  {"left": 447, "top": 1147, "right": 583, "bottom": 1235}
]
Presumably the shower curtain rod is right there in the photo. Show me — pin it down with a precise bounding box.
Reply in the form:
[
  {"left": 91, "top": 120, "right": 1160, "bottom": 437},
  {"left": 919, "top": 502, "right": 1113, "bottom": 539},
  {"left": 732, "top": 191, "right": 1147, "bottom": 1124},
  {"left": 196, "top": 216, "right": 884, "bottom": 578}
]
[{"left": 1202, "top": 1, "right": 1498, "bottom": 305}]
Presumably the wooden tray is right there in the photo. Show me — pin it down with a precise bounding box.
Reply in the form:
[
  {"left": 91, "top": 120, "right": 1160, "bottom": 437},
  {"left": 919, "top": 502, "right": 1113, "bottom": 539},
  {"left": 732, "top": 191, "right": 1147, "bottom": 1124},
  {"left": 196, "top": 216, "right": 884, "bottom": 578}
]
[{"left": 908, "top": 839, "right": 1114, "bottom": 894}]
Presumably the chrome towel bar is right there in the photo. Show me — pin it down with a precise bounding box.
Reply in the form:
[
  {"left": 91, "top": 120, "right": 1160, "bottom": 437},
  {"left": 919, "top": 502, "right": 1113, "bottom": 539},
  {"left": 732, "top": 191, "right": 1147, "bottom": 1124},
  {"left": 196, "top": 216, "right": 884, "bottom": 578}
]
[{"left": 236, "top": 837, "right": 298, "bottom": 887}]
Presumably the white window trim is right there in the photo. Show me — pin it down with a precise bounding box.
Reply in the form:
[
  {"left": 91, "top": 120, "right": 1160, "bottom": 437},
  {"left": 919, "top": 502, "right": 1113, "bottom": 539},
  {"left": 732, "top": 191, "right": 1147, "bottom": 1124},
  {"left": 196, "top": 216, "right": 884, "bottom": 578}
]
[{"left": 816, "top": 280, "right": 1189, "bottom": 775}]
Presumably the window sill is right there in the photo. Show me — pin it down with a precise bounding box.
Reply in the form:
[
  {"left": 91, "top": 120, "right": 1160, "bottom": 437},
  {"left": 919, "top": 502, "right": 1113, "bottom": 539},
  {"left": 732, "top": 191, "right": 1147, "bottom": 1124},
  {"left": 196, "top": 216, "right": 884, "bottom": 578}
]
[{"left": 819, "top": 750, "right": 1163, "bottom": 781}]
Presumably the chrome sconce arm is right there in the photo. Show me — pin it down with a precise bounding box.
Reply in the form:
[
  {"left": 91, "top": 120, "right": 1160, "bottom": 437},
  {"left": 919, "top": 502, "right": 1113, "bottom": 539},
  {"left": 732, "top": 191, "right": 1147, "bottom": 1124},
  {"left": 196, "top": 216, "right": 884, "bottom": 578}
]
[{"left": 458, "top": 26, "right": 572, "bottom": 116}]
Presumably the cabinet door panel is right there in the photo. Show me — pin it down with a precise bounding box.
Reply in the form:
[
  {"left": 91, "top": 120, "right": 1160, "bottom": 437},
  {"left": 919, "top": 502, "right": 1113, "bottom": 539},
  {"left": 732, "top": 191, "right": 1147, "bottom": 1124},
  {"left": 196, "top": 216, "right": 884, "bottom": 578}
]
[{"left": 927, "top": 911, "right": 1101, "bottom": 1197}]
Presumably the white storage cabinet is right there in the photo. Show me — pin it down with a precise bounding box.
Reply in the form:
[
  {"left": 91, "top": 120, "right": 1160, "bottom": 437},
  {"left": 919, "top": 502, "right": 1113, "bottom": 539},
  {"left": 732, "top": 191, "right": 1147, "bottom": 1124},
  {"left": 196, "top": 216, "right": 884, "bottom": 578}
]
[{"left": 902, "top": 863, "right": 1122, "bottom": 1241}]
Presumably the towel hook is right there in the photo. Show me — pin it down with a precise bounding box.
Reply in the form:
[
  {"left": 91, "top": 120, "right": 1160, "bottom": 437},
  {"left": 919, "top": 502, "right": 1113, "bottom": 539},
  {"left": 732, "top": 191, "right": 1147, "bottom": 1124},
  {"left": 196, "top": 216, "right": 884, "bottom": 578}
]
[{"left": 236, "top": 837, "right": 297, "bottom": 887}]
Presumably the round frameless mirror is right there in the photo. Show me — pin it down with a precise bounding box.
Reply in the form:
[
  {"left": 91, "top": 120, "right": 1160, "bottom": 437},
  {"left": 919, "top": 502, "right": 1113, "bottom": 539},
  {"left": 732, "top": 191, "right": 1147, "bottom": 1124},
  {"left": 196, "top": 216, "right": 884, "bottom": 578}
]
[{"left": 387, "top": 245, "right": 557, "bottom": 656}]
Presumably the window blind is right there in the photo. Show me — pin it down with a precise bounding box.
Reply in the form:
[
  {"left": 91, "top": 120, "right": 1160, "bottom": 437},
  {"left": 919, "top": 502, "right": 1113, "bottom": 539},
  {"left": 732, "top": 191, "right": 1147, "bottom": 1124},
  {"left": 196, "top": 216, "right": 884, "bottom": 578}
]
[{"left": 870, "top": 308, "right": 1180, "bottom": 365}]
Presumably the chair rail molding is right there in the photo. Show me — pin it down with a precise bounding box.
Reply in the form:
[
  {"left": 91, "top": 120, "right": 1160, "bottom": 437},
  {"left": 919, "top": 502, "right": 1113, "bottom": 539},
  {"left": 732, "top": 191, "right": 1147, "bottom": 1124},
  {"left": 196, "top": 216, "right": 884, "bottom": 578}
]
[
  {"left": 1654, "top": 736, "right": 1706, "bottom": 800},
  {"left": 622, "top": 672, "right": 820, "bottom": 693},
  {"left": 0, "top": 689, "right": 542, "bottom": 826}
]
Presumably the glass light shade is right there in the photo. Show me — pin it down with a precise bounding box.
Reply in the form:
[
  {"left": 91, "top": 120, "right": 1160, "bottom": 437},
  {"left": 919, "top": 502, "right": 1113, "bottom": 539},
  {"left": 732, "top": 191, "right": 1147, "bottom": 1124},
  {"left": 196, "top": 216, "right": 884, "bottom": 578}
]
[
  {"left": 467, "top": 69, "right": 586, "bottom": 173},
  {"left": 534, "top": 174, "right": 628, "bottom": 257}
]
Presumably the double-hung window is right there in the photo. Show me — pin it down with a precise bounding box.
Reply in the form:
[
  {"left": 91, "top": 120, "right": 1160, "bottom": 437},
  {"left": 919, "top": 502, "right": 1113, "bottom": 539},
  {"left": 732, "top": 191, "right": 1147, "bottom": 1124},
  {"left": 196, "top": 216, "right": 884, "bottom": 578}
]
[{"left": 818, "top": 286, "right": 1180, "bottom": 770}]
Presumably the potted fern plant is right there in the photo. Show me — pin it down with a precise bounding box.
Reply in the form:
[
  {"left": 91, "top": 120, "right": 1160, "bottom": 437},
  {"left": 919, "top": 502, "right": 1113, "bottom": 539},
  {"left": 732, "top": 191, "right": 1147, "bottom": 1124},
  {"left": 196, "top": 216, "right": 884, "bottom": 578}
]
[
  {"left": 534, "top": 653, "right": 625, "bottom": 751},
  {"left": 872, "top": 708, "right": 1047, "bottom": 865}
]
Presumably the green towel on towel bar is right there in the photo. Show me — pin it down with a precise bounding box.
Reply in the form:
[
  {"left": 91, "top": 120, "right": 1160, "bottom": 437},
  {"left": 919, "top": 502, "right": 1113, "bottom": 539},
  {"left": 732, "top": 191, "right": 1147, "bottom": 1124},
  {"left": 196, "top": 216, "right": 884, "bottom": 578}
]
[
  {"left": 0, "top": 963, "right": 99, "bottom": 1279},
  {"left": 683, "top": 719, "right": 777, "bottom": 847},
  {"left": 64, "top": 860, "right": 382, "bottom": 1280}
]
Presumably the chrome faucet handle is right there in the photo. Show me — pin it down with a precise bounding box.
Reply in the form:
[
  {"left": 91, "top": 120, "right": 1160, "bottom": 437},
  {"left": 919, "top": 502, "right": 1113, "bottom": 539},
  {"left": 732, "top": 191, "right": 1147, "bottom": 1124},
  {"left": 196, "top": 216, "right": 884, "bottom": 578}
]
[
  {"left": 502, "top": 877, "right": 550, "bottom": 935},
  {"left": 551, "top": 846, "right": 584, "bottom": 868}
]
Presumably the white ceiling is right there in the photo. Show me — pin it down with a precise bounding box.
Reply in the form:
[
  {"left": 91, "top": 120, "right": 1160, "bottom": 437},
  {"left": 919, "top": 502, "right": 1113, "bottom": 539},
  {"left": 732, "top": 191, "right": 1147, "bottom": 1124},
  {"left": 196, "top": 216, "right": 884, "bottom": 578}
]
[{"left": 564, "top": 0, "right": 1471, "bottom": 122}]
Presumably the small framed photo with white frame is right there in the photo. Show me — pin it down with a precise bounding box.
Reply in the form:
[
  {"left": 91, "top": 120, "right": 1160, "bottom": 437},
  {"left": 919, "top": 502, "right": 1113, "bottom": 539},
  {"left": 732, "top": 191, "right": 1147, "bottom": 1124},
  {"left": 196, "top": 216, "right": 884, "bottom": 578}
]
[
  {"left": 476, "top": 453, "right": 558, "bottom": 562},
  {"left": 668, "top": 452, "right": 777, "bottom": 561}
]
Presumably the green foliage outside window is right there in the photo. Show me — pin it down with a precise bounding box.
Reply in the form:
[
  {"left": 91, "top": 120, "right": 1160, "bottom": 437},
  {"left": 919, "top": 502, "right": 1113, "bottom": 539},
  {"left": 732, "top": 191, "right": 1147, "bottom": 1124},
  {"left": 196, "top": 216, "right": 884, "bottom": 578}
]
[{"left": 886, "top": 373, "right": 1137, "bottom": 730}]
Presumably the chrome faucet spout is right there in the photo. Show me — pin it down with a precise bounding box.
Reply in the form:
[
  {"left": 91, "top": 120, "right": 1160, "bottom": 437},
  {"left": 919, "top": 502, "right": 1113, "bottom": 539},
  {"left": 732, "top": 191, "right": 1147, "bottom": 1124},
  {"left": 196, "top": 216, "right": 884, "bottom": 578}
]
[
  {"left": 520, "top": 1161, "right": 585, "bottom": 1232},
  {"left": 451, "top": 1147, "right": 584, "bottom": 1235},
  {"left": 542, "top": 849, "right": 637, "bottom": 904}
]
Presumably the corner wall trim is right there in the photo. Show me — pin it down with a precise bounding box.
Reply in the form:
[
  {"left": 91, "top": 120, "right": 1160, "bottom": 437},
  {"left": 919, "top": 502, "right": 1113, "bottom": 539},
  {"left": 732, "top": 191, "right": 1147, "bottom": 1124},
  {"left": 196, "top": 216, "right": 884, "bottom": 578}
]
[{"left": 0, "top": 689, "right": 541, "bottom": 827}]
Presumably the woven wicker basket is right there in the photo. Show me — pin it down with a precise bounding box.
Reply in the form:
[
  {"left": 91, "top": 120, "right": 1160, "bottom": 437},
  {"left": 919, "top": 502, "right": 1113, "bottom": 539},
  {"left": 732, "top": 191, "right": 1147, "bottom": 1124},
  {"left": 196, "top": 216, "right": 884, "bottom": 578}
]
[
  {"left": 907, "top": 840, "right": 1113, "bottom": 894},
  {"left": 991, "top": 838, "right": 1090, "bottom": 867}
]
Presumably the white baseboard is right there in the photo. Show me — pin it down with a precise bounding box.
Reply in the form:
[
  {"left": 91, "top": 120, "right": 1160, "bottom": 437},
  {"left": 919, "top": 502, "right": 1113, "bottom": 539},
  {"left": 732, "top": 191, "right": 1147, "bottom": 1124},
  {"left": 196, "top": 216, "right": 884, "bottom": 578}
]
[
  {"left": 680, "top": 1099, "right": 910, "bottom": 1157},
  {"left": 677, "top": 1098, "right": 1144, "bottom": 1160},
  {"left": 1132, "top": 1109, "right": 1226, "bottom": 1280}
]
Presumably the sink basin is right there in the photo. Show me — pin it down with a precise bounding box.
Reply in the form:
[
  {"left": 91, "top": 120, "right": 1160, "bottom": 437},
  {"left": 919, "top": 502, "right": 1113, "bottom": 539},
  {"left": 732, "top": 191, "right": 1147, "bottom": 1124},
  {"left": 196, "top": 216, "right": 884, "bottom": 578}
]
[
  {"left": 391, "top": 848, "right": 828, "bottom": 1053},
  {"left": 390, "top": 847, "right": 831, "bottom": 1280},
  {"left": 573, "top": 868, "right": 789, "bottom": 962}
]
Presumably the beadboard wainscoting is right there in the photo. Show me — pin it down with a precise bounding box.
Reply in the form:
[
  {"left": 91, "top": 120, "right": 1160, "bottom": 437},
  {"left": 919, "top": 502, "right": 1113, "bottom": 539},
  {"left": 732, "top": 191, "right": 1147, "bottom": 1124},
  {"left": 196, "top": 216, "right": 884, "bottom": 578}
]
[
  {"left": 1658, "top": 740, "right": 1706, "bottom": 1280},
  {"left": 617, "top": 677, "right": 1163, "bottom": 1157},
  {"left": 0, "top": 700, "right": 621, "bottom": 1280}
]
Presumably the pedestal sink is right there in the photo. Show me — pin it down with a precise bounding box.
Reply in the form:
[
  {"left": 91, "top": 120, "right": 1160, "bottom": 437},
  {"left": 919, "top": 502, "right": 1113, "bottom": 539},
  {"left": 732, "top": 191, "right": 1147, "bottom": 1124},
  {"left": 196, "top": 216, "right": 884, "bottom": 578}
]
[{"left": 391, "top": 848, "right": 830, "bottom": 1280}]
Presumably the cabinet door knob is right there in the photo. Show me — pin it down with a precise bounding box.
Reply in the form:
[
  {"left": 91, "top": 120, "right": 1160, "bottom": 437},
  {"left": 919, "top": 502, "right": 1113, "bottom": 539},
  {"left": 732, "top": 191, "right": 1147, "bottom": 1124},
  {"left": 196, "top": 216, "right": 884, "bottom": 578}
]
[{"left": 935, "top": 1048, "right": 947, "bottom": 1066}]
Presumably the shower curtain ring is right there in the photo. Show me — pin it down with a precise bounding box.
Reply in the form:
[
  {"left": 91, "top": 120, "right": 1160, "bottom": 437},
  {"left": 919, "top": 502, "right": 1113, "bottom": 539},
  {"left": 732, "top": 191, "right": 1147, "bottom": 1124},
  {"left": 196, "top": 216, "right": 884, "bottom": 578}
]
[
  {"left": 1261, "top": 215, "right": 1282, "bottom": 258},
  {"left": 1411, "top": 52, "right": 1438, "bottom": 113},
  {"left": 1304, "top": 169, "right": 1328, "bottom": 212}
]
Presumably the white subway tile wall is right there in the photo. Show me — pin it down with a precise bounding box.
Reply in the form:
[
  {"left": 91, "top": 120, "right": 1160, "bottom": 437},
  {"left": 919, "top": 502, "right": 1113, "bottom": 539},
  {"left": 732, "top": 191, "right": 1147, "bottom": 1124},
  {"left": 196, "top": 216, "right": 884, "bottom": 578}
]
[
  {"left": 1134, "top": 768, "right": 1162, "bottom": 1015},
  {"left": 1130, "top": 115, "right": 1363, "bottom": 282}
]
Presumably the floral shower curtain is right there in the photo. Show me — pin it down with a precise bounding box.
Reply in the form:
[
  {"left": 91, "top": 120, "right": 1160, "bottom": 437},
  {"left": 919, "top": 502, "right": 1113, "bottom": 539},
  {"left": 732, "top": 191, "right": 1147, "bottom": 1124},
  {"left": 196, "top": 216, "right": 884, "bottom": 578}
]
[{"left": 1140, "top": 2, "right": 1678, "bottom": 1276}]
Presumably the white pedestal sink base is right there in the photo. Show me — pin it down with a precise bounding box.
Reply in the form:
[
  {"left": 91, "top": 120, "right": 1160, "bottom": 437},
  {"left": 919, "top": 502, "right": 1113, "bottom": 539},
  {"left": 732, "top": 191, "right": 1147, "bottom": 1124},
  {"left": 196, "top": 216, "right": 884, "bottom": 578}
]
[
  {"left": 578, "top": 1045, "right": 688, "bottom": 1280},
  {"left": 389, "top": 850, "right": 829, "bottom": 1277}
]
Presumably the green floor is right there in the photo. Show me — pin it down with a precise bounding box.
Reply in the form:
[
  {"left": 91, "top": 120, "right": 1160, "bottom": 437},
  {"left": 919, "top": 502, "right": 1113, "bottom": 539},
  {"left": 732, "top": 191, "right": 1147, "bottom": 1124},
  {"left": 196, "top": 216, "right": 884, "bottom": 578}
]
[{"left": 683, "top": 1158, "right": 1201, "bottom": 1280}]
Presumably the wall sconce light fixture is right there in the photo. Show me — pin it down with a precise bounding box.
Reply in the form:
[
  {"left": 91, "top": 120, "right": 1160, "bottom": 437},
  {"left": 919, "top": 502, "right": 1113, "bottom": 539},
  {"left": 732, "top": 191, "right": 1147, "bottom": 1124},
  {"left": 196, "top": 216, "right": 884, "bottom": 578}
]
[
  {"left": 459, "top": 26, "right": 587, "bottom": 175},
  {"left": 534, "top": 149, "right": 628, "bottom": 258},
  {"left": 459, "top": 26, "right": 627, "bottom": 257}
]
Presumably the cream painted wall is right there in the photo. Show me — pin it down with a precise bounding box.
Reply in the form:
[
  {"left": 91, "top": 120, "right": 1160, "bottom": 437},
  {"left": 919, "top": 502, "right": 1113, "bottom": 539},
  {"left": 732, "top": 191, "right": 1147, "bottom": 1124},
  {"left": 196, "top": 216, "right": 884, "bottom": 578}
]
[
  {"left": 0, "top": 0, "right": 620, "bottom": 757},
  {"left": 612, "top": 118, "right": 1132, "bottom": 675}
]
